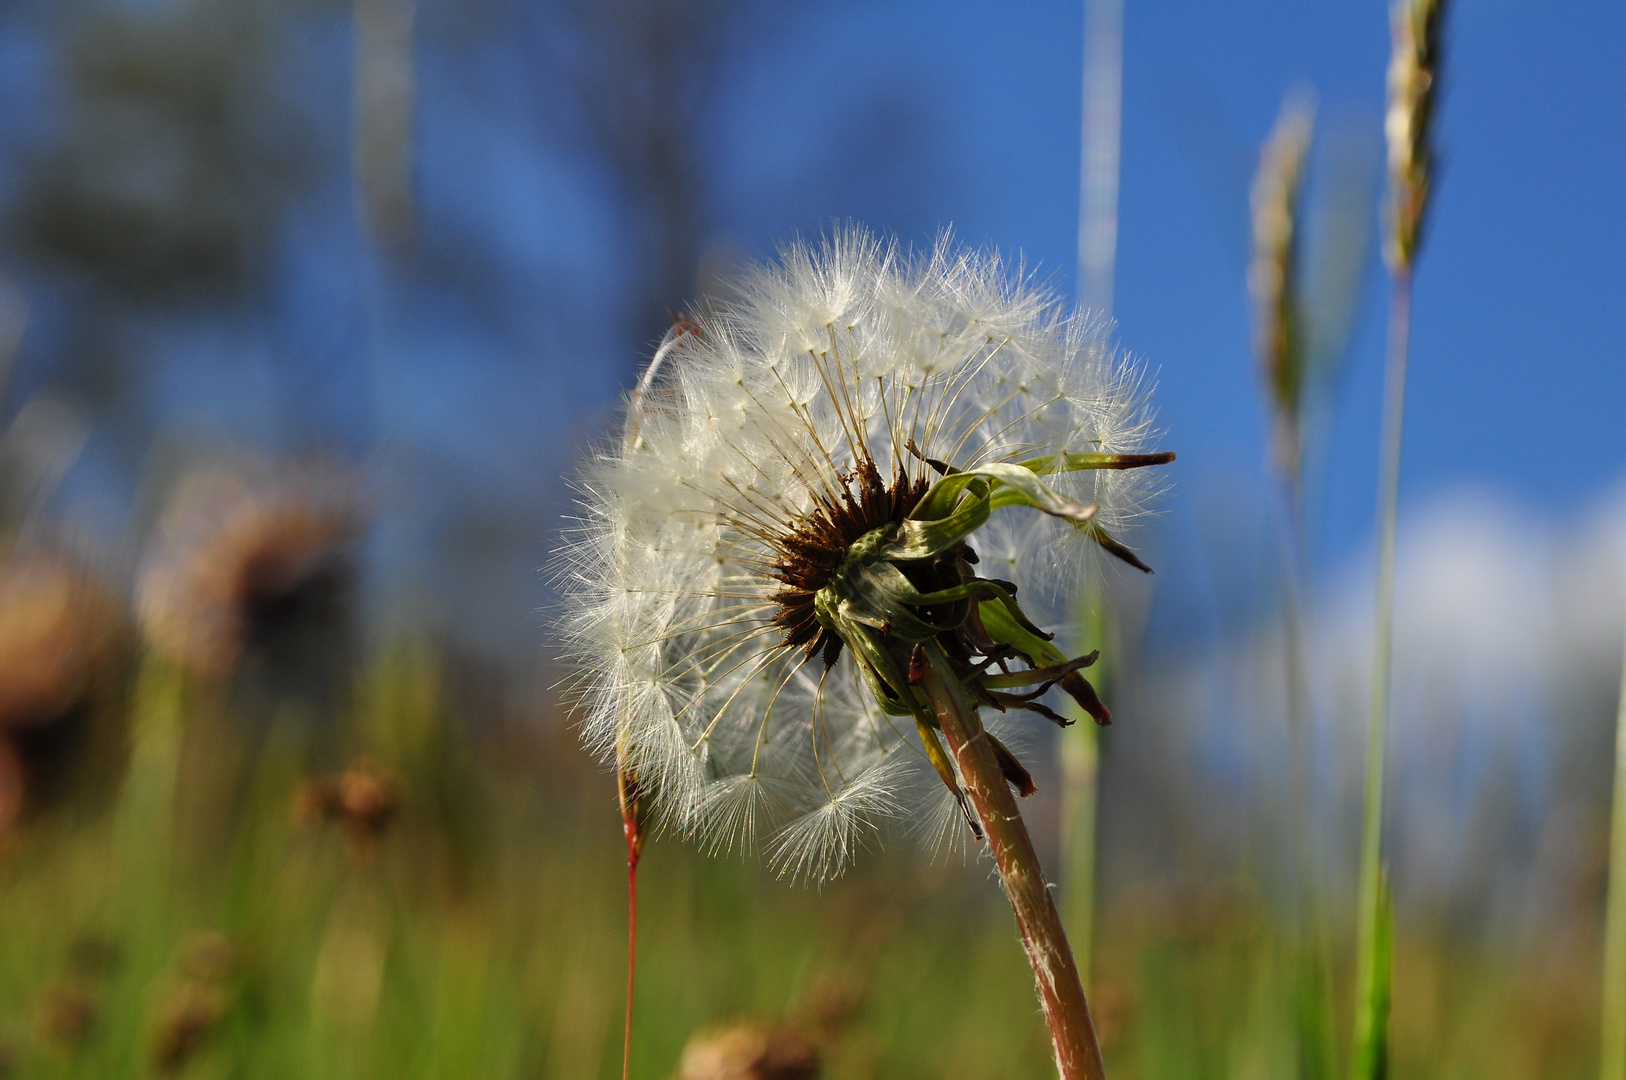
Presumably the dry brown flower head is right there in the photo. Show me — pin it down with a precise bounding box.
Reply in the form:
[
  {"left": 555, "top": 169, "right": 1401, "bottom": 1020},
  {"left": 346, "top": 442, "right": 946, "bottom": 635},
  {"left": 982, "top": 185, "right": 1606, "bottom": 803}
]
[
  {"left": 0, "top": 551, "right": 126, "bottom": 730},
  {"left": 139, "top": 464, "right": 362, "bottom": 679},
  {"left": 675, "top": 1021, "right": 821, "bottom": 1080}
]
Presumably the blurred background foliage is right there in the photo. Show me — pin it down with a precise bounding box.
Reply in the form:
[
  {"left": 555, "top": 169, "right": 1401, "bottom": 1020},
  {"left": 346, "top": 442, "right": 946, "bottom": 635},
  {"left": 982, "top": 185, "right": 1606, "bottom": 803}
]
[{"left": 0, "top": 0, "right": 1621, "bottom": 1077}]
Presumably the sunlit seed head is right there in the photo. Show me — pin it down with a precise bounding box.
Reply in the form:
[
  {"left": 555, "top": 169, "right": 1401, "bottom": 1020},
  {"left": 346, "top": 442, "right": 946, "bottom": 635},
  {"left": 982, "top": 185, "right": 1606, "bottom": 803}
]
[{"left": 555, "top": 226, "right": 1166, "bottom": 883}]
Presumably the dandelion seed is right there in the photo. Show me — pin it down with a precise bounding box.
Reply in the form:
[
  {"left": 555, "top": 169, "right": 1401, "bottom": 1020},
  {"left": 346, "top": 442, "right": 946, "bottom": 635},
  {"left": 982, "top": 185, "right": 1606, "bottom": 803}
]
[{"left": 557, "top": 227, "right": 1171, "bottom": 883}]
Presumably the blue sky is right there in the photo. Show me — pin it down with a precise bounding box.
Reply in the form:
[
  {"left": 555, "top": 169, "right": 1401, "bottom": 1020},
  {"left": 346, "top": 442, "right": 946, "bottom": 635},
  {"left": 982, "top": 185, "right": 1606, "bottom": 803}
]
[
  {"left": 658, "top": 0, "right": 1625, "bottom": 645},
  {"left": 2, "top": 0, "right": 1621, "bottom": 661}
]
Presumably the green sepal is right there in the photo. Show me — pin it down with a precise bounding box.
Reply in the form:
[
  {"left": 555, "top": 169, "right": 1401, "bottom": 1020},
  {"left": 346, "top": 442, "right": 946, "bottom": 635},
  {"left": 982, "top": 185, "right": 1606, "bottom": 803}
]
[
  {"left": 1017, "top": 450, "right": 1177, "bottom": 475},
  {"left": 883, "top": 463, "right": 1096, "bottom": 562},
  {"left": 911, "top": 472, "right": 991, "bottom": 522},
  {"left": 910, "top": 462, "right": 1097, "bottom": 524},
  {"left": 823, "top": 562, "right": 955, "bottom": 643},
  {"left": 817, "top": 594, "right": 926, "bottom": 720},
  {"left": 978, "top": 598, "right": 1070, "bottom": 669},
  {"left": 862, "top": 564, "right": 1048, "bottom": 642},
  {"left": 976, "top": 651, "right": 1099, "bottom": 690},
  {"left": 883, "top": 496, "right": 991, "bottom": 560}
]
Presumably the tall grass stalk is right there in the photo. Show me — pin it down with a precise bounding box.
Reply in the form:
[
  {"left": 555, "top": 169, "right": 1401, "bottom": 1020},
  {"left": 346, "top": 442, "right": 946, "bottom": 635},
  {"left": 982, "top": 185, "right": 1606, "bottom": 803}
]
[
  {"left": 1065, "top": 0, "right": 1124, "bottom": 990},
  {"left": 1600, "top": 620, "right": 1626, "bottom": 1080},
  {"left": 1352, "top": 268, "right": 1408, "bottom": 1080},
  {"left": 1355, "top": 2, "right": 1441, "bottom": 1073},
  {"left": 1250, "top": 93, "right": 1342, "bottom": 1079},
  {"left": 1250, "top": 91, "right": 1316, "bottom": 912},
  {"left": 1060, "top": 600, "right": 1107, "bottom": 987}
]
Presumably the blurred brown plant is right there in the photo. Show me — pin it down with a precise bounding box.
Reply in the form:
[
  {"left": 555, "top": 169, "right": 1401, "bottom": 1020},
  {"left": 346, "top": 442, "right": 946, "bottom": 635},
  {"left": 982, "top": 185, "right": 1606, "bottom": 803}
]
[
  {"left": 675, "top": 1020, "right": 821, "bottom": 1080},
  {"left": 34, "top": 982, "right": 96, "bottom": 1051},
  {"left": 179, "top": 931, "right": 235, "bottom": 986},
  {"left": 1384, "top": 0, "right": 1443, "bottom": 272},
  {"left": 138, "top": 463, "right": 363, "bottom": 684},
  {"left": 149, "top": 932, "right": 236, "bottom": 1075},
  {"left": 151, "top": 983, "right": 226, "bottom": 1075},
  {"left": 295, "top": 759, "right": 400, "bottom": 853},
  {"left": 0, "top": 547, "right": 132, "bottom": 838}
]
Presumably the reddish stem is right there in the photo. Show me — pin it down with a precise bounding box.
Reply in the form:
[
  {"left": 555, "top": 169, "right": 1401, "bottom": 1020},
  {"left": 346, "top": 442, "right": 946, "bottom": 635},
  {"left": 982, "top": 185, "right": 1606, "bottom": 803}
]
[
  {"left": 623, "top": 825, "right": 639, "bottom": 1080},
  {"left": 921, "top": 641, "right": 1107, "bottom": 1080},
  {"left": 618, "top": 761, "right": 645, "bottom": 1080}
]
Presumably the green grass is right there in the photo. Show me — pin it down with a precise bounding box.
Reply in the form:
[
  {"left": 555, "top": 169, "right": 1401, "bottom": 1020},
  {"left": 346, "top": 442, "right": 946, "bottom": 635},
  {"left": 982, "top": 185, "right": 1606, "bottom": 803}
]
[{"left": 0, "top": 644, "right": 1605, "bottom": 1079}]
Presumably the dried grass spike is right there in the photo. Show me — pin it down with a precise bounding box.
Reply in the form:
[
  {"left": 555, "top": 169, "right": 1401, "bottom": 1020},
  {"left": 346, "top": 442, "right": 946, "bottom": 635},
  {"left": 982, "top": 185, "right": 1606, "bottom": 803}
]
[
  {"left": 1385, "top": 0, "right": 1445, "bottom": 271},
  {"left": 1249, "top": 91, "right": 1316, "bottom": 478}
]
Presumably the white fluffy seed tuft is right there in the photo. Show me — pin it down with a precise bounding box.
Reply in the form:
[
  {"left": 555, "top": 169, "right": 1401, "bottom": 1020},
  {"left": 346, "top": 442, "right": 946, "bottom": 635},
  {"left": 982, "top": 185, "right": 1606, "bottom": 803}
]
[{"left": 554, "top": 227, "right": 1160, "bottom": 883}]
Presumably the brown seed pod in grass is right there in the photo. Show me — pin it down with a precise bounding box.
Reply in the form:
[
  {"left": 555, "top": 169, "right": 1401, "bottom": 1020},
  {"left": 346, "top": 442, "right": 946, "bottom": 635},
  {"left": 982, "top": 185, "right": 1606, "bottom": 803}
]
[
  {"left": 294, "top": 759, "right": 400, "bottom": 860},
  {"left": 150, "top": 984, "right": 225, "bottom": 1076}
]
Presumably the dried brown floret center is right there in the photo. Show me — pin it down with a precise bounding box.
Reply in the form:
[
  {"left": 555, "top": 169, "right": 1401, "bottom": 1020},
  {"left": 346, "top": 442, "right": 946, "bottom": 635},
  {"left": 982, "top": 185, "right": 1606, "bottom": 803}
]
[{"left": 767, "top": 453, "right": 928, "bottom": 662}]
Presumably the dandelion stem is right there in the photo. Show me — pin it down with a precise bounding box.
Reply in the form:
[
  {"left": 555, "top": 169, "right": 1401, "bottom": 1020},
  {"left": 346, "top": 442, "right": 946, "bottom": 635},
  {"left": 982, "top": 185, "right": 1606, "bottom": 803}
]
[
  {"left": 1599, "top": 617, "right": 1626, "bottom": 1080},
  {"left": 920, "top": 639, "right": 1106, "bottom": 1080},
  {"left": 623, "top": 846, "right": 638, "bottom": 1080},
  {"left": 1353, "top": 267, "right": 1411, "bottom": 1080}
]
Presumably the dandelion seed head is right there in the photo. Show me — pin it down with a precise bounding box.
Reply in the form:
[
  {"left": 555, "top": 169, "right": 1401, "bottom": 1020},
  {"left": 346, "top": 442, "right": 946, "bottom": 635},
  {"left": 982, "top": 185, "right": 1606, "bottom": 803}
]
[{"left": 557, "top": 226, "right": 1165, "bottom": 882}]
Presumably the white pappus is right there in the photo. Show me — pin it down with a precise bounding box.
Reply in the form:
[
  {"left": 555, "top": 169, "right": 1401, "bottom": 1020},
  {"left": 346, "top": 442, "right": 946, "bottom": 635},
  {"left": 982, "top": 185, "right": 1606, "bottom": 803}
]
[{"left": 555, "top": 227, "right": 1170, "bottom": 883}]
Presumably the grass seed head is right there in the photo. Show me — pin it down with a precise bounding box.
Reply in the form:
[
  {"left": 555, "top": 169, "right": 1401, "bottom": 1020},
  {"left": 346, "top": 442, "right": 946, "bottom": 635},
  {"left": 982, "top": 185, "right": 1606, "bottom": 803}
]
[
  {"left": 1249, "top": 92, "right": 1315, "bottom": 479},
  {"left": 1386, "top": 0, "right": 1445, "bottom": 271}
]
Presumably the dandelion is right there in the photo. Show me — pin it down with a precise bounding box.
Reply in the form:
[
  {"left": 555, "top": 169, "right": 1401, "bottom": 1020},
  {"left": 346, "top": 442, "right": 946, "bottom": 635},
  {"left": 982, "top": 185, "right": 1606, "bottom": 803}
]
[{"left": 558, "top": 227, "right": 1172, "bottom": 1077}]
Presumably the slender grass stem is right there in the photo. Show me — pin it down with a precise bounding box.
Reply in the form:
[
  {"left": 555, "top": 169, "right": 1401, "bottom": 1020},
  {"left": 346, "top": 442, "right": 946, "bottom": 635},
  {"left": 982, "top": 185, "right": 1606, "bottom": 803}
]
[
  {"left": 1062, "top": 595, "right": 1112, "bottom": 990},
  {"left": 1279, "top": 480, "right": 1313, "bottom": 908},
  {"left": 1060, "top": 718, "right": 1099, "bottom": 990},
  {"left": 920, "top": 639, "right": 1106, "bottom": 1080},
  {"left": 1599, "top": 617, "right": 1626, "bottom": 1080},
  {"left": 1280, "top": 484, "right": 1339, "bottom": 1080},
  {"left": 1353, "top": 268, "right": 1411, "bottom": 1080}
]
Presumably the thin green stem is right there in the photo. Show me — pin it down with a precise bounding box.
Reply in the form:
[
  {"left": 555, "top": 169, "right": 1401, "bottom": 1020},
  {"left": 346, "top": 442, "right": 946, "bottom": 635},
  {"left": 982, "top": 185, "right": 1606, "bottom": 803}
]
[
  {"left": 1061, "top": 597, "right": 1109, "bottom": 990},
  {"left": 1353, "top": 268, "right": 1411, "bottom": 1080},
  {"left": 1280, "top": 475, "right": 1313, "bottom": 914},
  {"left": 1060, "top": 720, "right": 1099, "bottom": 989},
  {"left": 1599, "top": 617, "right": 1626, "bottom": 1080},
  {"left": 1279, "top": 475, "right": 1338, "bottom": 1080},
  {"left": 919, "top": 640, "right": 1106, "bottom": 1080}
]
